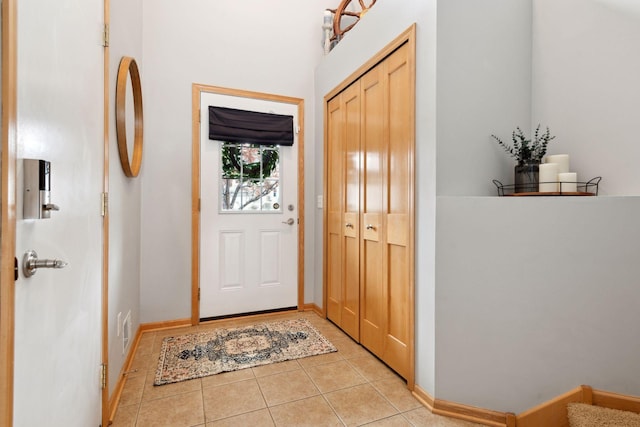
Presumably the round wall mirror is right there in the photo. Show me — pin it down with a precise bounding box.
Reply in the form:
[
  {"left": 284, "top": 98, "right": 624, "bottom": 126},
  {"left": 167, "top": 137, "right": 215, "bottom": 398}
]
[{"left": 116, "top": 56, "right": 143, "bottom": 177}]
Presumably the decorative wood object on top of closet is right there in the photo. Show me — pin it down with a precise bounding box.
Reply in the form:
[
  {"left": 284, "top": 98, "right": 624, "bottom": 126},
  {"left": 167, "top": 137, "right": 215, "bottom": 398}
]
[{"left": 324, "top": 28, "right": 415, "bottom": 385}]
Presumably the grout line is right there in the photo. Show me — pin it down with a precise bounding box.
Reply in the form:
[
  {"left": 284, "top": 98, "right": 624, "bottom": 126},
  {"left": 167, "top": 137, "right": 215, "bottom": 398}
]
[
  {"left": 319, "top": 391, "right": 347, "bottom": 426},
  {"left": 199, "top": 377, "right": 206, "bottom": 425},
  {"left": 363, "top": 412, "right": 411, "bottom": 426},
  {"left": 306, "top": 362, "right": 368, "bottom": 394},
  {"left": 251, "top": 359, "right": 303, "bottom": 380},
  {"left": 266, "top": 406, "right": 278, "bottom": 426},
  {"left": 255, "top": 366, "right": 322, "bottom": 408},
  {"left": 370, "top": 379, "right": 404, "bottom": 412},
  {"left": 200, "top": 372, "right": 257, "bottom": 391},
  {"left": 298, "top": 356, "right": 346, "bottom": 373},
  {"left": 139, "top": 386, "right": 204, "bottom": 403},
  {"left": 253, "top": 372, "right": 270, "bottom": 410},
  {"left": 208, "top": 408, "right": 273, "bottom": 426},
  {"left": 265, "top": 391, "right": 326, "bottom": 410},
  {"left": 132, "top": 369, "right": 148, "bottom": 426}
]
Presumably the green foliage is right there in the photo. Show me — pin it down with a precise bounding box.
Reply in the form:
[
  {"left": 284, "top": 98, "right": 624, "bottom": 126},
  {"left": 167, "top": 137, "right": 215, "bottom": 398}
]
[
  {"left": 492, "top": 125, "right": 555, "bottom": 164},
  {"left": 221, "top": 145, "right": 279, "bottom": 179}
]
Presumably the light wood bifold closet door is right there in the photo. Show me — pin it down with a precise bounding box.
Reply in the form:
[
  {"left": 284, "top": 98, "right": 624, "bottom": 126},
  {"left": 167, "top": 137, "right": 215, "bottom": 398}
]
[
  {"left": 327, "top": 81, "right": 361, "bottom": 341},
  {"left": 326, "top": 42, "right": 413, "bottom": 379}
]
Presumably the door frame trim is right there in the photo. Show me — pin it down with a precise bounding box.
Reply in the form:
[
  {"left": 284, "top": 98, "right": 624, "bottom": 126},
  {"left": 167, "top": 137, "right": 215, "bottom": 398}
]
[
  {"left": 191, "top": 84, "right": 305, "bottom": 325},
  {"left": 101, "top": 0, "right": 111, "bottom": 425},
  {"left": 322, "top": 24, "right": 416, "bottom": 388},
  {"left": 0, "top": 0, "right": 17, "bottom": 424}
]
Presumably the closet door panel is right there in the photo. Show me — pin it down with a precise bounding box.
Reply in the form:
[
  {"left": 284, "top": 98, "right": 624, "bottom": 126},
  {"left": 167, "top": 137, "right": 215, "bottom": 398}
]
[
  {"left": 326, "top": 213, "right": 342, "bottom": 322},
  {"left": 361, "top": 211, "right": 383, "bottom": 354},
  {"left": 342, "top": 210, "right": 359, "bottom": 334},
  {"left": 388, "top": 45, "right": 411, "bottom": 215},
  {"left": 361, "top": 238, "right": 384, "bottom": 354},
  {"left": 326, "top": 97, "right": 344, "bottom": 324},
  {"left": 387, "top": 214, "right": 407, "bottom": 247},
  {"left": 343, "top": 212, "right": 358, "bottom": 239},
  {"left": 341, "top": 83, "right": 361, "bottom": 339},
  {"left": 362, "top": 213, "right": 380, "bottom": 242},
  {"left": 385, "top": 244, "right": 410, "bottom": 378},
  {"left": 383, "top": 43, "right": 412, "bottom": 377},
  {"left": 385, "top": 53, "right": 410, "bottom": 231},
  {"left": 360, "top": 65, "right": 386, "bottom": 355}
]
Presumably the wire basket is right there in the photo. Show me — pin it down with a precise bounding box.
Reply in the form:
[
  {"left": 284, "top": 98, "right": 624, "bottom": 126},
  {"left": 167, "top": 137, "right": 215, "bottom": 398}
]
[{"left": 492, "top": 177, "right": 601, "bottom": 196}]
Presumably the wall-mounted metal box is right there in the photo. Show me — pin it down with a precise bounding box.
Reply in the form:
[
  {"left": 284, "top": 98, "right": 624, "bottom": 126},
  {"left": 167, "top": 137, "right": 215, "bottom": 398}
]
[{"left": 23, "top": 159, "right": 59, "bottom": 219}]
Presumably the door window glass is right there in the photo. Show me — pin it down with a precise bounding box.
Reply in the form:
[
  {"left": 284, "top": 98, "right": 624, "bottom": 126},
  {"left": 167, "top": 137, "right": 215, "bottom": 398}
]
[{"left": 219, "top": 142, "right": 281, "bottom": 212}]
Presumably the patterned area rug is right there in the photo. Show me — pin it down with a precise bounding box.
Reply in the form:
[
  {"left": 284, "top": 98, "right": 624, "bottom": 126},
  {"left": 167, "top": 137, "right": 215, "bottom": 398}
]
[{"left": 154, "top": 318, "right": 337, "bottom": 385}]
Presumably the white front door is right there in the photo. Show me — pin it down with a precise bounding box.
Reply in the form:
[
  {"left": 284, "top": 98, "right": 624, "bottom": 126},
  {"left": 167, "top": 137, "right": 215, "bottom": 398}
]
[{"left": 199, "top": 91, "right": 298, "bottom": 319}]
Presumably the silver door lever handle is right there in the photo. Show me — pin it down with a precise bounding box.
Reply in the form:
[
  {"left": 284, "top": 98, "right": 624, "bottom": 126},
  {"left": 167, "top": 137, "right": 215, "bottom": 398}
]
[
  {"left": 282, "top": 218, "right": 295, "bottom": 225},
  {"left": 22, "top": 250, "right": 68, "bottom": 278}
]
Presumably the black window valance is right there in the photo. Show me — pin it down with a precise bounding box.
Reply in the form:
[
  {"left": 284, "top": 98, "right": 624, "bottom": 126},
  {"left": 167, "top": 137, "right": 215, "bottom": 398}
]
[{"left": 208, "top": 106, "right": 294, "bottom": 146}]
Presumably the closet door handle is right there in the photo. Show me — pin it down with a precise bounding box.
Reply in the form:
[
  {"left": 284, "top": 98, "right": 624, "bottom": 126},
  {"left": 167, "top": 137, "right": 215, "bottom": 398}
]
[
  {"left": 345, "top": 223, "right": 354, "bottom": 229},
  {"left": 366, "top": 224, "right": 376, "bottom": 231}
]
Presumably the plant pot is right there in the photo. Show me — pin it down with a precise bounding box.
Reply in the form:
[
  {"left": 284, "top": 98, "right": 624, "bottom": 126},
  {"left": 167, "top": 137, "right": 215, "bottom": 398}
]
[{"left": 514, "top": 161, "right": 539, "bottom": 193}]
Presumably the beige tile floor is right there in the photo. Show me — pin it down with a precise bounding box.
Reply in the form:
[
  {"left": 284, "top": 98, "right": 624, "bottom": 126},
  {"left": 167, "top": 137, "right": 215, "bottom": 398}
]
[{"left": 111, "top": 311, "right": 481, "bottom": 427}]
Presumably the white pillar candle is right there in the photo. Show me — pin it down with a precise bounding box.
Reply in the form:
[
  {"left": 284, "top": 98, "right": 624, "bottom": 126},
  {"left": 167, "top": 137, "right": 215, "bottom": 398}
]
[
  {"left": 539, "top": 163, "right": 559, "bottom": 192},
  {"left": 558, "top": 172, "right": 577, "bottom": 193},
  {"left": 545, "top": 154, "right": 569, "bottom": 174}
]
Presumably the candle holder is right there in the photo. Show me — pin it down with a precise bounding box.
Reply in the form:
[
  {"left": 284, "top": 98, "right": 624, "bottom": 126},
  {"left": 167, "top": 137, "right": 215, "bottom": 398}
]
[{"left": 514, "top": 161, "right": 540, "bottom": 193}]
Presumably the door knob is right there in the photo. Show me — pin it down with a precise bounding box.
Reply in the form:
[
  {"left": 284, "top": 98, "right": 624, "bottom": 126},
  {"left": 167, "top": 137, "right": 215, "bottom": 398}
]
[
  {"left": 282, "top": 218, "right": 295, "bottom": 225},
  {"left": 366, "top": 224, "right": 377, "bottom": 230},
  {"left": 22, "top": 250, "right": 68, "bottom": 278}
]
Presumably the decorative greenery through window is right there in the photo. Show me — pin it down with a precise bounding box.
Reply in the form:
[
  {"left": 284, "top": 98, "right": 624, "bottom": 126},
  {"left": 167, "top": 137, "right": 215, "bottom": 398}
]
[{"left": 220, "top": 143, "right": 280, "bottom": 211}]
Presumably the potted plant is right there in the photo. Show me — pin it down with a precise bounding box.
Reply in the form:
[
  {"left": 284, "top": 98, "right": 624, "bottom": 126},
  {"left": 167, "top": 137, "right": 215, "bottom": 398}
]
[{"left": 492, "top": 125, "right": 555, "bottom": 193}]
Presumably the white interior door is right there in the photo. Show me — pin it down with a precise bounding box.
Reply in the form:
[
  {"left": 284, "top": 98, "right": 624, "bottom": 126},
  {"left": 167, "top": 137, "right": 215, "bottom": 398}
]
[{"left": 199, "top": 92, "right": 298, "bottom": 319}]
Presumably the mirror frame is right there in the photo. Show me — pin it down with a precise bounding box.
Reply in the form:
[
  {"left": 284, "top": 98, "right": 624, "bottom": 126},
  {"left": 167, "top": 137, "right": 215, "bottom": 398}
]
[{"left": 115, "top": 56, "right": 143, "bottom": 177}]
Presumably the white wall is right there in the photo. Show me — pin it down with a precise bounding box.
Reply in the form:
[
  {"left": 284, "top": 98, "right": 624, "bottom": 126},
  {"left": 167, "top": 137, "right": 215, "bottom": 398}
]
[
  {"left": 14, "top": 0, "right": 104, "bottom": 425},
  {"left": 436, "top": 0, "right": 532, "bottom": 196},
  {"left": 426, "top": 0, "right": 640, "bottom": 413},
  {"left": 108, "top": 0, "right": 143, "bottom": 394},
  {"left": 435, "top": 197, "right": 640, "bottom": 413},
  {"left": 140, "top": 0, "right": 335, "bottom": 322},
  {"left": 532, "top": 0, "right": 640, "bottom": 195}
]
